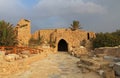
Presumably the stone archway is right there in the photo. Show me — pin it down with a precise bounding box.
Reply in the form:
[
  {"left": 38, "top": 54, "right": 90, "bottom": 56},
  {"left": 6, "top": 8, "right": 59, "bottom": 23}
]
[{"left": 58, "top": 39, "right": 68, "bottom": 51}]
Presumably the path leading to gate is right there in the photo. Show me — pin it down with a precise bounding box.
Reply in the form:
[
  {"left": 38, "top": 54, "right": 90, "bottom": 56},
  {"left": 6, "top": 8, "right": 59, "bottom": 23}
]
[{"left": 7, "top": 52, "right": 100, "bottom": 78}]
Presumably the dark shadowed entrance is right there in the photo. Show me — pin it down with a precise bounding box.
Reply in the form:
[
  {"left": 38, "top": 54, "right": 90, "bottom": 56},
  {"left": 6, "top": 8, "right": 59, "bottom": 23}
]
[{"left": 58, "top": 39, "right": 68, "bottom": 51}]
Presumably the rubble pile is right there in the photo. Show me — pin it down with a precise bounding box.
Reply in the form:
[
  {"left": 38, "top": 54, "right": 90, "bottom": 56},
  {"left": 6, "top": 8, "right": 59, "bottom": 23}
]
[
  {"left": 0, "top": 61, "right": 27, "bottom": 75},
  {"left": 93, "top": 46, "right": 120, "bottom": 77},
  {"left": 0, "top": 47, "right": 55, "bottom": 76},
  {"left": 69, "top": 46, "right": 88, "bottom": 58},
  {"left": 113, "top": 62, "right": 120, "bottom": 77},
  {"left": 78, "top": 57, "right": 109, "bottom": 71},
  {"left": 94, "top": 46, "right": 120, "bottom": 57},
  {"left": 76, "top": 46, "right": 120, "bottom": 78}
]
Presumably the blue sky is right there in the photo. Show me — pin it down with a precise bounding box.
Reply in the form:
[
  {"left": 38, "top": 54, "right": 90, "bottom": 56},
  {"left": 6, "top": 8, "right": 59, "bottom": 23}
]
[
  {"left": 20, "top": 0, "right": 39, "bottom": 7},
  {"left": 0, "top": 0, "right": 120, "bottom": 33}
]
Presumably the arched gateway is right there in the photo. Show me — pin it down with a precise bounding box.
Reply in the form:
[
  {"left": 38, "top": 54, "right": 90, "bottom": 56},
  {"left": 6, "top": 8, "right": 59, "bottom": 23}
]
[{"left": 58, "top": 39, "right": 68, "bottom": 51}]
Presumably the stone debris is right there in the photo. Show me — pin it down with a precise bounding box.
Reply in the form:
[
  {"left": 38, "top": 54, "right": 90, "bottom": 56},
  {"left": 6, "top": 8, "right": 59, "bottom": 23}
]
[
  {"left": 78, "top": 57, "right": 110, "bottom": 71},
  {"left": 4, "top": 54, "right": 20, "bottom": 62},
  {"left": 97, "top": 70, "right": 104, "bottom": 76},
  {"left": 21, "top": 50, "right": 31, "bottom": 56},
  {"left": 104, "top": 69, "right": 116, "bottom": 78},
  {"left": 0, "top": 60, "right": 28, "bottom": 76},
  {"left": 1, "top": 46, "right": 120, "bottom": 78},
  {"left": 113, "top": 62, "right": 120, "bottom": 76},
  {"left": 0, "top": 47, "right": 55, "bottom": 76},
  {"left": 77, "top": 51, "right": 117, "bottom": 78},
  {"left": 0, "top": 51, "right": 5, "bottom": 61},
  {"left": 90, "top": 46, "right": 120, "bottom": 77},
  {"left": 94, "top": 46, "right": 120, "bottom": 57},
  {"left": 69, "top": 46, "right": 88, "bottom": 58},
  {"left": 21, "top": 54, "right": 29, "bottom": 58}
]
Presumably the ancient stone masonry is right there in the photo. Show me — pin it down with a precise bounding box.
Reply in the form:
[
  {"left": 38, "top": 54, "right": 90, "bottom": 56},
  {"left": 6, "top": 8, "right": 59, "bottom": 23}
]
[
  {"left": 15, "top": 19, "right": 31, "bottom": 46},
  {"left": 15, "top": 19, "right": 95, "bottom": 51},
  {"left": 32, "top": 28, "right": 95, "bottom": 52}
]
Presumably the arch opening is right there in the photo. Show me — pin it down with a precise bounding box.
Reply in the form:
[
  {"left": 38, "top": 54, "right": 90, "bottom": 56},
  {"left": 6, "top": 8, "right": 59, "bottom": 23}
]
[
  {"left": 87, "top": 33, "right": 90, "bottom": 40},
  {"left": 58, "top": 39, "right": 68, "bottom": 52}
]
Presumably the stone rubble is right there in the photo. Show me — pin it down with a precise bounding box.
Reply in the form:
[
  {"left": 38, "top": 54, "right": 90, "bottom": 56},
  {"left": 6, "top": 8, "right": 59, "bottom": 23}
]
[
  {"left": 113, "top": 62, "right": 120, "bottom": 76},
  {"left": 1, "top": 46, "right": 120, "bottom": 78},
  {"left": 4, "top": 54, "right": 20, "bottom": 62},
  {"left": 0, "top": 47, "right": 55, "bottom": 76},
  {"left": 94, "top": 46, "right": 120, "bottom": 57},
  {"left": 0, "top": 51, "right": 5, "bottom": 61},
  {"left": 69, "top": 46, "right": 88, "bottom": 58},
  {"left": 93, "top": 46, "right": 120, "bottom": 78},
  {"left": 77, "top": 53, "right": 116, "bottom": 78}
]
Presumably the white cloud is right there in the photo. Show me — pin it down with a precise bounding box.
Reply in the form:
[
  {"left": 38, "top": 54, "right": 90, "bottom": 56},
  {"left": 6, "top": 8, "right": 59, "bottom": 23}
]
[
  {"left": 0, "top": 0, "right": 27, "bottom": 21},
  {"left": 34, "top": 0, "right": 106, "bottom": 17},
  {"left": 0, "top": 0, "right": 106, "bottom": 21},
  {"left": 2, "top": 0, "right": 119, "bottom": 33},
  {"left": 0, "top": 0, "right": 32, "bottom": 27}
]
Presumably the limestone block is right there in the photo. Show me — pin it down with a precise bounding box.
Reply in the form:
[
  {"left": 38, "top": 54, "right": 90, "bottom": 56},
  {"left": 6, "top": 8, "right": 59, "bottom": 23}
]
[
  {"left": 0, "top": 51, "right": 5, "bottom": 55},
  {"left": 78, "top": 57, "right": 110, "bottom": 72},
  {"left": 21, "top": 54, "right": 29, "bottom": 58},
  {"left": 69, "top": 46, "right": 88, "bottom": 57},
  {"left": 21, "top": 50, "right": 30, "bottom": 56},
  {"left": 97, "top": 70, "right": 104, "bottom": 76},
  {"left": 0, "top": 51, "right": 5, "bottom": 60},
  {"left": 104, "top": 69, "right": 115, "bottom": 78},
  {"left": 113, "top": 62, "right": 120, "bottom": 76},
  {"left": 81, "top": 68, "right": 90, "bottom": 73},
  {"left": 4, "top": 54, "right": 20, "bottom": 62}
]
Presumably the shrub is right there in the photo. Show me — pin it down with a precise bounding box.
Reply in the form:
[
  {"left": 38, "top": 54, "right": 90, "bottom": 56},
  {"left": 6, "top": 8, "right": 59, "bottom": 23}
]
[
  {"left": 92, "top": 30, "right": 120, "bottom": 48},
  {"left": 0, "top": 20, "right": 17, "bottom": 46}
]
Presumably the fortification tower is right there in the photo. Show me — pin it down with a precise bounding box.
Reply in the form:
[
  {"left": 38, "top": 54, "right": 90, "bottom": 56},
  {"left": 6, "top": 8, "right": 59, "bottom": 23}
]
[{"left": 15, "top": 19, "right": 31, "bottom": 46}]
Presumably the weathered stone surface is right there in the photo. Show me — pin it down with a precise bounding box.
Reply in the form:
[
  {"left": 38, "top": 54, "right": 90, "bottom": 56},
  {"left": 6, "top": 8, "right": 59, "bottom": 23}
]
[
  {"left": 81, "top": 68, "right": 90, "bottom": 73},
  {"left": 15, "top": 19, "right": 31, "bottom": 46},
  {"left": 0, "top": 51, "right": 5, "bottom": 60},
  {"left": 97, "top": 70, "right": 104, "bottom": 76},
  {"left": 113, "top": 62, "right": 120, "bottom": 76},
  {"left": 21, "top": 54, "right": 29, "bottom": 58},
  {"left": 78, "top": 56, "right": 110, "bottom": 71},
  {"left": 21, "top": 50, "right": 31, "bottom": 56},
  {"left": 94, "top": 47, "right": 120, "bottom": 57},
  {"left": 38, "top": 29, "right": 95, "bottom": 52},
  {"left": 69, "top": 46, "right": 88, "bottom": 57},
  {"left": 0, "top": 48, "right": 54, "bottom": 76},
  {"left": 104, "top": 69, "right": 115, "bottom": 78},
  {"left": 0, "top": 51, "right": 5, "bottom": 55},
  {"left": 0, "top": 52, "right": 101, "bottom": 78},
  {"left": 14, "top": 19, "right": 96, "bottom": 52},
  {"left": 0, "top": 60, "right": 28, "bottom": 76},
  {"left": 4, "top": 54, "right": 20, "bottom": 62}
]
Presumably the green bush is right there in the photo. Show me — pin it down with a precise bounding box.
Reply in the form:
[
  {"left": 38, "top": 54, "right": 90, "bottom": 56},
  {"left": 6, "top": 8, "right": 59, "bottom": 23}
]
[
  {"left": 92, "top": 30, "right": 120, "bottom": 48},
  {"left": 0, "top": 20, "right": 17, "bottom": 46}
]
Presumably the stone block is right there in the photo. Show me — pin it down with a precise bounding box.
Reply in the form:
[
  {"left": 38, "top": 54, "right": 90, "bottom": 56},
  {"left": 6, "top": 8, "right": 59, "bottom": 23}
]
[
  {"left": 0, "top": 51, "right": 5, "bottom": 60},
  {"left": 113, "top": 62, "right": 120, "bottom": 76},
  {"left": 4, "top": 54, "right": 20, "bottom": 62},
  {"left": 104, "top": 69, "right": 115, "bottom": 78}
]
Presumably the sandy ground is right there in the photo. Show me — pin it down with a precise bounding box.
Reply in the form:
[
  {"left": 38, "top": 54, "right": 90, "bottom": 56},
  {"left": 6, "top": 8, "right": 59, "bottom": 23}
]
[{"left": 2, "top": 52, "right": 101, "bottom": 78}]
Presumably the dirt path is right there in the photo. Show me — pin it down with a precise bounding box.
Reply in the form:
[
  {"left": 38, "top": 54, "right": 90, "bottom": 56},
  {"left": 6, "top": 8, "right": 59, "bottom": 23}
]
[{"left": 4, "top": 52, "right": 100, "bottom": 78}]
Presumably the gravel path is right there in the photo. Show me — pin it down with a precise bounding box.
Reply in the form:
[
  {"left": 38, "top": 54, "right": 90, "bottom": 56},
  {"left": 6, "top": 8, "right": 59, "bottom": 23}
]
[{"left": 4, "top": 52, "right": 100, "bottom": 78}]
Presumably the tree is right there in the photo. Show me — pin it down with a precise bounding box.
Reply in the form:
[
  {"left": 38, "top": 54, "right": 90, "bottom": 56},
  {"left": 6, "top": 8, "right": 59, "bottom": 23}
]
[
  {"left": 70, "top": 20, "right": 82, "bottom": 30},
  {"left": 92, "top": 30, "right": 120, "bottom": 48},
  {"left": 0, "top": 20, "right": 17, "bottom": 46}
]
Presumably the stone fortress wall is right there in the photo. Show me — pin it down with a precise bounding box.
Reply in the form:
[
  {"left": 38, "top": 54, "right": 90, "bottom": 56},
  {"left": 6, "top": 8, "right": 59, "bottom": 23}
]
[
  {"left": 15, "top": 19, "right": 96, "bottom": 51},
  {"left": 15, "top": 19, "right": 31, "bottom": 46},
  {"left": 32, "top": 27, "right": 95, "bottom": 52}
]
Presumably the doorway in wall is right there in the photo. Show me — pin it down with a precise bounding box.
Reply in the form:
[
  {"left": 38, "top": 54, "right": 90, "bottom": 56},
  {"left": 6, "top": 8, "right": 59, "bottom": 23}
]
[{"left": 58, "top": 39, "right": 68, "bottom": 52}]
